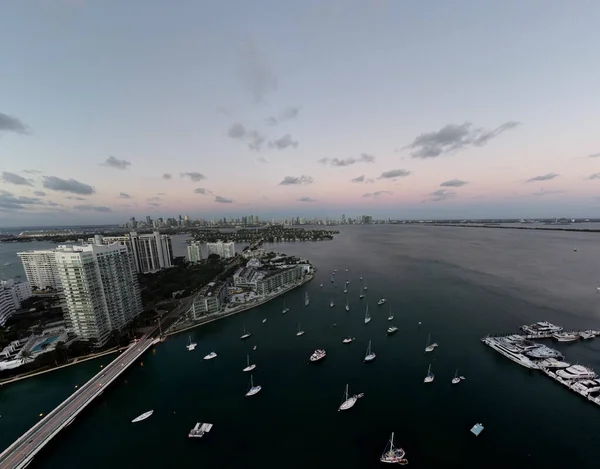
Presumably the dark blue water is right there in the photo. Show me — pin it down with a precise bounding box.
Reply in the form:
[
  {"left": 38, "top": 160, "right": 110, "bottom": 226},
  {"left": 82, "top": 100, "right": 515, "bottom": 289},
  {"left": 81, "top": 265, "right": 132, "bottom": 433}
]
[{"left": 2, "top": 225, "right": 600, "bottom": 468}]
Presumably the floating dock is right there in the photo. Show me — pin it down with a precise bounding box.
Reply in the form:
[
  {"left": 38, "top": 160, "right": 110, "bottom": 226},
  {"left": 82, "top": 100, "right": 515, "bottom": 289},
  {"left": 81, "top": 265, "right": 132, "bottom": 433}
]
[
  {"left": 189, "top": 422, "right": 213, "bottom": 438},
  {"left": 470, "top": 423, "right": 484, "bottom": 436}
]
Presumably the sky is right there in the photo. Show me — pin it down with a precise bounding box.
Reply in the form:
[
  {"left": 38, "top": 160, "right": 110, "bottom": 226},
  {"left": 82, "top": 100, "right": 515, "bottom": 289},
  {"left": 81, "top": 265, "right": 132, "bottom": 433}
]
[{"left": 1, "top": 0, "right": 600, "bottom": 227}]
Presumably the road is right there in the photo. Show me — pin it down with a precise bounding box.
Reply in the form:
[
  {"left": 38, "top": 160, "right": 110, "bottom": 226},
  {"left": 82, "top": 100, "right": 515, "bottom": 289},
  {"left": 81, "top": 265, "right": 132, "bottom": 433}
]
[{"left": 0, "top": 336, "right": 155, "bottom": 469}]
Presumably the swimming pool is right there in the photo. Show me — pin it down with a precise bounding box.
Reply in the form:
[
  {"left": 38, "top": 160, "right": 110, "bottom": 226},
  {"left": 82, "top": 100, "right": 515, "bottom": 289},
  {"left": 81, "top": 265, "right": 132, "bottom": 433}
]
[{"left": 31, "top": 335, "right": 60, "bottom": 353}]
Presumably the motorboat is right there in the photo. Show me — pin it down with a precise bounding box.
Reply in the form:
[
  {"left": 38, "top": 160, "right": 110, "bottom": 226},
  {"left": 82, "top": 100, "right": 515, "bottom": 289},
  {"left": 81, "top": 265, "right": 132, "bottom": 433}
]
[
  {"left": 320, "top": 282, "right": 323, "bottom": 288},
  {"left": 262, "top": 318, "right": 267, "bottom": 324},
  {"left": 343, "top": 288, "right": 348, "bottom": 294},
  {"left": 132, "top": 410, "right": 153, "bottom": 423},
  {"left": 423, "top": 364, "right": 434, "bottom": 383},
  {"left": 364, "top": 340, "right": 376, "bottom": 362},
  {"left": 3, "top": 262, "right": 11, "bottom": 266},
  {"left": 387, "top": 326, "right": 398, "bottom": 335},
  {"left": 203, "top": 352, "right": 217, "bottom": 360},
  {"left": 521, "top": 321, "right": 563, "bottom": 335},
  {"left": 186, "top": 335, "right": 197, "bottom": 351},
  {"left": 537, "top": 358, "right": 570, "bottom": 369},
  {"left": 387, "top": 308, "right": 393, "bottom": 321},
  {"left": 363, "top": 283, "right": 368, "bottom": 291},
  {"left": 451, "top": 369, "right": 463, "bottom": 384},
  {"left": 481, "top": 337, "right": 539, "bottom": 369},
  {"left": 359, "top": 293, "right": 365, "bottom": 299},
  {"left": 330, "top": 299, "right": 335, "bottom": 308},
  {"left": 342, "top": 337, "right": 354, "bottom": 344},
  {"left": 310, "top": 349, "right": 326, "bottom": 362},
  {"left": 282, "top": 300, "right": 290, "bottom": 314},
  {"left": 364, "top": 305, "right": 371, "bottom": 324},
  {"left": 245, "top": 375, "right": 262, "bottom": 397},
  {"left": 580, "top": 331, "right": 595, "bottom": 340},
  {"left": 380, "top": 432, "right": 407, "bottom": 464},
  {"left": 345, "top": 299, "right": 350, "bottom": 312},
  {"left": 240, "top": 326, "right": 251, "bottom": 340},
  {"left": 243, "top": 354, "right": 256, "bottom": 372},
  {"left": 305, "top": 292, "right": 310, "bottom": 307},
  {"left": 296, "top": 323, "right": 305, "bottom": 336},
  {"left": 188, "top": 422, "right": 213, "bottom": 438},
  {"left": 425, "top": 333, "right": 438, "bottom": 353},
  {"left": 338, "top": 384, "right": 363, "bottom": 411},
  {"left": 552, "top": 332, "right": 579, "bottom": 342},
  {"left": 556, "top": 365, "right": 597, "bottom": 380},
  {"left": 377, "top": 297, "right": 386, "bottom": 306}
]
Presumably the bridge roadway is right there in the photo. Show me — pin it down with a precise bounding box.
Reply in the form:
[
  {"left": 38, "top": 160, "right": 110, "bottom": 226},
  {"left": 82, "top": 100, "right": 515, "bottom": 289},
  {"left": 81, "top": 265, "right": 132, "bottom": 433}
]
[{"left": 0, "top": 335, "right": 156, "bottom": 469}]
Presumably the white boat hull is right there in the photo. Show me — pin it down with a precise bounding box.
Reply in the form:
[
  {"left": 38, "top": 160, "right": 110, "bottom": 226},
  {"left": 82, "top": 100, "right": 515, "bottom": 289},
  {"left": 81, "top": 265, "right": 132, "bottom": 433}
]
[
  {"left": 364, "top": 318, "right": 371, "bottom": 324},
  {"left": 204, "top": 353, "right": 217, "bottom": 360},
  {"left": 243, "top": 364, "right": 256, "bottom": 372},
  {"left": 296, "top": 331, "right": 305, "bottom": 336},
  {"left": 338, "top": 397, "right": 357, "bottom": 411},
  {"left": 240, "top": 333, "right": 251, "bottom": 340},
  {"left": 246, "top": 385, "right": 262, "bottom": 397},
  {"left": 364, "top": 354, "right": 376, "bottom": 362}
]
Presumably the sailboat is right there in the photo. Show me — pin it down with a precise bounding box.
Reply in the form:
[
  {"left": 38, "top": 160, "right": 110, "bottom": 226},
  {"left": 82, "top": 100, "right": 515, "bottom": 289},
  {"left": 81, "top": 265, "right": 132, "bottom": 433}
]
[
  {"left": 338, "top": 384, "right": 364, "bottom": 411},
  {"left": 423, "top": 364, "right": 434, "bottom": 383},
  {"left": 343, "top": 286, "right": 348, "bottom": 294},
  {"left": 342, "top": 337, "right": 354, "bottom": 344},
  {"left": 262, "top": 318, "right": 267, "bottom": 324},
  {"left": 387, "top": 325, "right": 398, "bottom": 335},
  {"left": 132, "top": 410, "right": 154, "bottom": 423},
  {"left": 245, "top": 374, "right": 262, "bottom": 397},
  {"left": 243, "top": 354, "right": 256, "bottom": 372},
  {"left": 320, "top": 281, "right": 323, "bottom": 287},
  {"left": 359, "top": 292, "right": 365, "bottom": 299},
  {"left": 360, "top": 274, "right": 363, "bottom": 281},
  {"left": 305, "top": 292, "right": 310, "bottom": 307},
  {"left": 345, "top": 298, "right": 350, "bottom": 312},
  {"left": 364, "top": 304, "right": 371, "bottom": 324},
  {"left": 364, "top": 340, "right": 376, "bottom": 362},
  {"left": 330, "top": 298, "right": 335, "bottom": 308},
  {"left": 282, "top": 300, "right": 290, "bottom": 314},
  {"left": 363, "top": 282, "right": 368, "bottom": 291},
  {"left": 296, "top": 322, "right": 305, "bottom": 336},
  {"left": 387, "top": 308, "right": 393, "bottom": 321},
  {"left": 377, "top": 295, "right": 386, "bottom": 305},
  {"left": 186, "top": 335, "right": 197, "bottom": 351},
  {"left": 425, "top": 333, "right": 438, "bottom": 352},
  {"left": 240, "top": 326, "right": 251, "bottom": 340},
  {"left": 380, "top": 432, "right": 407, "bottom": 464},
  {"left": 452, "top": 369, "right": 461, "bottom": 384}
]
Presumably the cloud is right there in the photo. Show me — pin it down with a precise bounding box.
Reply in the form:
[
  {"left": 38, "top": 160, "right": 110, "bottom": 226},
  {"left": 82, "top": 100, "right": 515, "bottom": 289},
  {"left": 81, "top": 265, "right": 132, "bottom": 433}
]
[
  {"left": 257, "top": 156, "right": 269, "bottom": 164},
  {"left": 320, "top": 153, "right": 376, "bottom": 167},
  {"left": 23, "top": 169, "right": 42, "bottom": 174},
  {"left": 73, "top": 204, "right": 112, "bottom": 213},
  {"left": 227, "top": 122, "right": 266, "bottom": 151},
  {"left": 214, "top": 195, "right": 233, "bottom": 203},
  {"left": 269, "top": 134, "right": 299, "bottom": 150},
  {"left": 181, "top": 172, "right": 206, "bottom": 182},
  {"left": 118, "top": 192, "right": 131, "bottom": 199},
  {"left": 526, "top": 172, "right": 559, "bottom": 183},
  {"left": 588, "top": 153, "right": 600, "bottom": 158},
  {"left": 148, "top": 202, "right": 160, "bottom": 207},
  {"left": 147, "top": 196, "right": 161, "bottom": 202},
  {"left": 440, "top": 179, "right": 468, "bottom": 187},
  {"left": 42, "top": 176, "right": 95, "bottom": 195},
  {"left": 378, "top": 169, "right": 411, "bottom": 179},
  {"left": 162, "top": 173, "right": 172, "bottom": 180},
  {"left": 362, "top": 191, "right": 393, "bottom": 198},
  {"left": 1, "top": 171, "right": 33, "bottom": 186},
  {"left": 238, "top": 40, "right": 277, "bottom": 104},
  {"left": 102, "top": 156, "right": 131, "bottom": 170},
  {"left": 424, "top": 188, "right": 456, "bottom": 202},
  {"left": 586, "top": 173, "right": 600, "bottom": 180},
  {"left": 33, "top": 191, "right": 46, "bottom": 196},
  {"left": 194, "top": 188, "right": 213, "bottom": 195},
  {"left": 297, "top": 196, "right": 316, "bottom": 202},
  {"left": 265, "top": 106, "right": 300, "bottom": 126},
  {"left": 46, "top": 201, "right": 61, "bottom": 207},
  {"left": 0, "top": 190, "right": 42, "bottom": 210},
  {"left": 0, "top": 112, "right": 29, "bottom": 134},
  {"left": 279, "top": 175, "right": 314, "bottom": 186},
  {"left": 157, "top": 192, "right": 166, "bottom": 195},
  {"left": 66, "top": 196, "right": 86, "bottom": 201},
  {"left": 405, "top": 121, "right": 520, "bottom": 158},
  {"left": 532, "top": 188, "right": 564, "bottom": 196},
  {"left": 351, "top": 175, "right": 365, "bottom": 183}
]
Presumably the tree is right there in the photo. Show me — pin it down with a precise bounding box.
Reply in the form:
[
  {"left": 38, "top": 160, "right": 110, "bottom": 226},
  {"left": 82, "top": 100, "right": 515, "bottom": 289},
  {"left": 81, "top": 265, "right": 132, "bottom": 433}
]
[
  {"left": 207, "top": 253, "right": 221, "bottom": 263},
  {"left": 20, "top": 349, "right": 32, "bottom": 360}
]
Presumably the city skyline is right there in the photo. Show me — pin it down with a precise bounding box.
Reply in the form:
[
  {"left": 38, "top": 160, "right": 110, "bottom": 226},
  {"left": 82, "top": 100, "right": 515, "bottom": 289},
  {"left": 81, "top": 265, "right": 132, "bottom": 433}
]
[{"left": 2, "top": 1, "right": 600, "bottom": 226}]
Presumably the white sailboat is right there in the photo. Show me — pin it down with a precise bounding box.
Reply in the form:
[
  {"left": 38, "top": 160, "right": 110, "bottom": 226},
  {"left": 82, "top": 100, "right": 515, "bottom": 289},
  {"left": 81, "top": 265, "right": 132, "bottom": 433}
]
[
  {"left": 262, "top": 318, "right": 267, "bottom": 324},
  {"left": 338, "top": 384, "right": 363, "bottom": 411},
  {"left": 203, "top": 351, "right": 217, "bottom": 360},
  {"left": 342, "top": 337, "right": 354, "bottom": 344},
  {"left": 360, "top": 274, "right": 363, "bottom": 281},
  {"left": 387, "top": 308, "right": 393, "bottom": 321},
  {"left": 359, "top": 292, "right": 365, "bottom": 299},
  {"left": 240, "top": 326, "right": 251, "bottom": 340},
  {"left": 305, "top": 292, "right": 310, "bottom": 307},
  {"left": 377, "top": 295, "right": 386, "bottom": 305},
  {"left": 320, "top": 281, "right": 323, "bottom": 287},
  {"left": 296, "top": 322, "right": 305, "bottom": 336},
  {"left": 282, "top": 300, "right": 290, "bottom": 314},
  {"left": 425, "top": 333, "right": 438, "bottom": 352},
  {"left": 243, "top": 354, "right": 256, "bottom": 372},
  {"left": 423, "top": 364, "right": 434, "bottom": 383},
  {"left": 380, "top": 432, "right": 407, "bottom": 464},
  {"left": 345, "top": 298, "right": 350, "bottom": 312},
  {"left": 343, "top": 287, "right": 348, "bottom": 294},
  {"left": 364, "top": 340, "right": 376, "bottom": 362},
  {"left": 186, "top": 335, "right": 197, "bottom": 351},
  {"left": 245, "top": 374, "right": 262, "bottom": 397},
  {"left": 330, "top": 298, "right": 335, "bottom": 308},
  {"left": 131, "top": 410, "right": 153, "bottom": 423},
  {"left": 364, "top": 304, "right": 371, "bottom": 324},
  {"left": 363, "top": 282, "right": 368, "bottom": 291},
  {"left": 387, "top": 326, "right": 398, "bottom": 335},
  {"left": 452, "top": 369, "right": 461, "bottom": 384}
]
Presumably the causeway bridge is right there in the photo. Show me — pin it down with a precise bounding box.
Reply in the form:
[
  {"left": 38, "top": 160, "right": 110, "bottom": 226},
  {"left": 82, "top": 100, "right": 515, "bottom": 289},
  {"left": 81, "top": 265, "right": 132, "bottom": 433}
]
[{"left": 0, "top": 335, "right": 156, "bottom": 469}]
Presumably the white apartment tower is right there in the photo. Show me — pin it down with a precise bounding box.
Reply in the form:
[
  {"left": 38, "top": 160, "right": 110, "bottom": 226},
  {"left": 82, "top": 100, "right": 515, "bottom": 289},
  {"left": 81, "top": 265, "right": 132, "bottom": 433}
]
[
  {"left": 206, "top": 241, "right": 236, "bottom": 259},
  {"left": 187, "top": 243, "right": 202, "bottom": 264},
  {"left": 55, "top": 242, "right": 143, "bottom": 346},
  {"left": 0, "top": 287, "right": 16, "bottom": 326},
  {"left": 17, "top": 249, "right": 61, "bottom": 291}
]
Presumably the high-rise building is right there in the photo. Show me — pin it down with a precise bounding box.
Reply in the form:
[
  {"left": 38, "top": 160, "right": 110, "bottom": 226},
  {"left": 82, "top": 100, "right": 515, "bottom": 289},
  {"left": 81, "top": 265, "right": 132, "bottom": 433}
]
[
  {"left": 206, "top": 241, "right": 236, "bottom": 259},
  {"left": 17, "top": 249, "right": 62, "bottom": 291},
  {"left": 187, "top": 243, "right": 202, "bottom": 264},
  {"left": 0, "top": 279, "right": 28, "bottom": 326},
  {"left": 55, "top": 242, "right": 143, "bottom": 346}
]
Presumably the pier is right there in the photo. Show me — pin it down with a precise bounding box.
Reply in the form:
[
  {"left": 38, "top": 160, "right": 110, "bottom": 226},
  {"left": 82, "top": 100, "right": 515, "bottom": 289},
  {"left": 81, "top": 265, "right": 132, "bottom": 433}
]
[{"left": 0, "top": 335, "right": 156, "bottom": 469}]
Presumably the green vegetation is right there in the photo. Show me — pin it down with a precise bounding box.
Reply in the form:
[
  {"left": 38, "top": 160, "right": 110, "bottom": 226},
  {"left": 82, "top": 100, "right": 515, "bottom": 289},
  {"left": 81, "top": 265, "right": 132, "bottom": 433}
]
[{"left": 192, "top": 226, "right": 338, "bottom": 244}]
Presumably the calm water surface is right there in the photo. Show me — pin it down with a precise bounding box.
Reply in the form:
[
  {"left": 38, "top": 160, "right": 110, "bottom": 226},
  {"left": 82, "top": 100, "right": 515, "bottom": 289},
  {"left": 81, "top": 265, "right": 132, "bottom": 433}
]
[{"left": 1, "top": 225, "right": 600, "bottom": 468}]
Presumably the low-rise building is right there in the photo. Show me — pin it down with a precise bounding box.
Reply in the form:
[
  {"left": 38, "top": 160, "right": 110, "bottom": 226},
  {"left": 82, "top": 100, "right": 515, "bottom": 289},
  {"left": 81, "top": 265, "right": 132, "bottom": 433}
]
[
  {"left": 190, "top": 281, "right": 227, "bottom": 318},
  {"left": 207, "top": 241, "right": 236, "bottom": 259},
  {"left": 242, "top": 248, "right": 266, "bottom": 259},
  {"left": 255, "top": 266, "right": 305, "bottom": 296}
]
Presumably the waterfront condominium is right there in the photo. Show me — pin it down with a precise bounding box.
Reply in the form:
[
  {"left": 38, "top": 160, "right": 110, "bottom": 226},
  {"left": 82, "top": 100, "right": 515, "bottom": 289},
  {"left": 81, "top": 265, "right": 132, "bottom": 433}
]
[
  {"left": 187, "top": 242, "right": 202, "bottom": 264},
  {"left": 0, "top": 286, "right": 17, "bottom": 326},
  {"left": 206, "top": 241, "right": 236, "bottom": 259},
  {"left": 17, "top": 249, "right": 62, "bottom": 291},
  {"left": 54, "top": 241, "right": 143, "bottom": 346}
]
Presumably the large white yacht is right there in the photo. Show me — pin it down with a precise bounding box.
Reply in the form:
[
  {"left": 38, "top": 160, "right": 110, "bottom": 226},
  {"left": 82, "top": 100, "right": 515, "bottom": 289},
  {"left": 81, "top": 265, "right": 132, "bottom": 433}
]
[
  {"left": 481, "top": 336, "right": 539, "bottom": 369},
  {"left": 556, "top": 365, "right": 597, "bottom": 380},
  {"left": 537, "top": 358, "right": 571, "bottom": 369},
  {"left": 521, "top": 321, "right": 563, "bottom": 335},
  {"left": 310, "top": 349, "right": 326, "bottom": 362},
  {"left": 523, "top": 344, "right": 563, "bottom": 360},
  {"left": 552, "top": 332, "right": 579, "bottom": 342}
]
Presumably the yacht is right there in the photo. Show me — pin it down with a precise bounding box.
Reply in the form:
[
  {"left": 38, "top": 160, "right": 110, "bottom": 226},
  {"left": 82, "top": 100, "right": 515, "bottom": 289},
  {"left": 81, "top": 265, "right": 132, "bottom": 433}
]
[
  {"left": 423, "top": 364, "right": 434, "bottom": 383},
  {"left": 132, "top": 410, "right": 154, "bottom": 423},
  {"left": 243, "top": 354, "right": 256, "bottom": 372},
  {"left": 580, "top": 330, "right": 595, "bottom": 340},
  {"left": 364, "top": 340, "right": 376, "bottom": 362},
  {"left": 387, "top": 326, "right": 398, "bottom": 335},
  {"left": 345, "top": 299, "right": 350, "bottom": 312},
  {"left": 521, "top": 321, "right": 563, "bottom": 335},
  {"left": 305, "top": 292, "right": 310, "bottom": 307},
  {"left": 203, "top": 352, "right": 217, "bottom": 360},
  {"left": 556, "top": 365, "right": 597, "bottom": 380},
  {"left": 338, "top": 384, "right": 363, "bottom": 411},
  {"left": 282, "top": 300, "right": 290, "bottom": 314},
  {"left": 364, "top": 305, "right": 371, "bottom": 324},
  {"left": 186, "top": 336, "right": 197, "bottom": 351},
  {"left": 240, "top": 327, "right": 252, "bottom": 340},
  {"left": 296, "top": 323, "right": 305, "bottom": 336},
  {"left": 245, "top": 375, "right": 262, "bottom": 397},
  {"left": 538, "top": 358, "right": 570, "bottom": 369},
  {"left": 553, "top": 332, "right": 579, "bottom": 342},
  {"left": 330, "top": 298, "right": 335, "bottom": 308},
  {"left": 310, "top": 349, "right": 326, "bottom": 362},
  {"left": 342, "top": 337, "right": 354, "bottom": 344},
  {"left": 425, "top": 334, "right": 438, "bottom": 353},
  {"left": 387, "top": 308, "right": 393, "bottom": 321},
  {"left": 451, "top": 369, "right": 462, "bottom": 384},
  {"left": 481, "top": 336, "right": 538, "bottom": 369},
  {"left": 523, "top": 344, "right": 563, "bottom": 359},
  {"left": 571, "top": 379, "right": 600, "bottom": 398},
  {"left": 377, "top": 296, "right": 386, "bottom": 306},
  {"left": 380, "top": 432, "right": 407, "bottom": 464},
  {"left": 188, "top": 422, "right": 213, "bottom": 438},
  {"left": 262, "top": 318, "right": 267, "bottom": 324}
]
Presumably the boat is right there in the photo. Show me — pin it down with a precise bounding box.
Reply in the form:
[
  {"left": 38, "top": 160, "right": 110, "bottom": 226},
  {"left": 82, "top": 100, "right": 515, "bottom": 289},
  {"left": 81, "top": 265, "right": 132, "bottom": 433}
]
[
  {"left": 423, "top": 364, "right": 434, "bottom": 383},
  {"left": 330, "top": 298, "right": 335, "bottom": 308},
  {"left": 523, "top": 344, "right": 563, "bottom": 359},
  {"left": 364, "top": 304, "right": 371, "bottom": 324},
  {"left": 363, "top": 283, "right": 368, "bottom": 291},
  {"left": 360, "top": 275, "right": 363, "bottom": 281},
  {"left": 3, "top": 262, "right": 11, "bottom": 266},
  {"left": 282, "top": 300, "right": 290, "bottom": 314},
  {"left": 425, "top": 333, "right": 438, "bottom": 352},
  {"left": 359, "top": 293, "right": 365, "bottom": 299},
  {"left": 240, "top": 326, "right": 252, "bottom": 340},
  {"left": 537, "top": 358, "right": 571, "bottom": 369},
  {"left": 387, "top": 308, "right": 393, "bottom": 321},
  {"left": 131, "top": 410, "right": 153, "bottom": 423},
  {"left": 364, "top": 340, "right": 376, "bottom": 362},
  {"left": 245, "top": 374, "right": 262, "bottom": 397},
  {"left": 331, "top": 276, "right": 335, "bottom": 283},
  {"left": 451, "top": 369, "right": 462, "bottom": 384},
  {"left": 342, "top": 337, "right": 354, "bottom": 344},
  {"left": 380, "top": 432, "right": 407, "bottom": 465},
  {"left": 343, "top": 287, "right": 348, "bottom": 294},
  {"left": 296, "top": 322, "right": 305, "bottom": 336},
  {"left": 521, "top": 321, "right": 563, "bottom": 335},
  {"left": 243, "top": 354, "right": 256, "bottom": 372},
  {"left": 470, "top": 423, "right": 484, "bottom": 436},
  {"left": 481, "top": 336, "right": 539, "bottom": 369},
  {"left": 345, "top": 298, "right": 350, "bottom": 312},
  {"left": 580, "top": 330, "right": 595, "bottom": 340},
  {"left": 387, "top": 326, "right": 398, "bottom": 335},
  {"left": 320, "top": 282, "right": 323, "bottom": 288},
  {"left": 262, "top": 318, "right": 267, "bottom": 324},
  {"left": 377, "top": 296, "right": 386, "bottom": 306},
  {"left": 338, "top": 384, "right": 363, "bottom": 411},
  {"left": 552, "top": 332, "right": 579, "bottom": 342},
  {"left": 188, "top": 422, "right": 213, "bottom": 438},
  {"left": 309, "top": 349, "right": 326, "bottom": 362},
  {"left": 556, "top": 364, "right": 597, "bottom": 380},
  {"left": 203, "top": 352, "right": 217, "bottom": 360},
  {"left": 305, "top": 292, "right": 310, "bottom": 307},
  {"left": 186, "top": 336, "right": 197, "bottom": 351}
]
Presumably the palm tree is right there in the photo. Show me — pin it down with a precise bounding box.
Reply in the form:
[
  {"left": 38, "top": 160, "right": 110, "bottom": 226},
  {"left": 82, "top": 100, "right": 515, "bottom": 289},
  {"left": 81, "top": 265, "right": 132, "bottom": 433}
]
[{"left": 20, "top": 349, "right": 32, "bottom": 360}]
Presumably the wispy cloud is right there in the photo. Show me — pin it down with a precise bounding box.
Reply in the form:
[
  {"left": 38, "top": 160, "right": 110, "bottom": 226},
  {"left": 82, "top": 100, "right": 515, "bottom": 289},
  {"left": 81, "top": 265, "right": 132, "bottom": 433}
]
[
  {"left": 227, "top": 122, "right": 266, "bottom": 151},
  {"left": 238, "top": 40, "right": 277, "bottom": 104},
  {"left": 588, "top": 152, "right": 600, "bottom": 158},
  {"left": 405, "top": 121, "right": 520, "bottom": 159},
  {"left": 586, "top": 173, "right": 600, "bottom": 180},
  {"left": 532, "top": 188, "right": 565, "bottom": 196},
  {"left": 43, "top": 176, "right": 95, "bottom": 195},
  {"left": 257, "top": 156, "right": 269, "bottom": 164},
  {"left": 351, "top": 175, "right": 365, "bottom": 183},
  {"left": 73, "top": 204, "right": 112, "bottom": 212},
  {"left": 320, "top": 153, "right": 376, "bottom": 167},
  {"left": 118, "top": 192, "right": 131, "bottom": 199},
  {"left": 215, "top": 195, "right": 233, "bottom": 203},
  {"left": 279, "top": 175, "right": 314, "bottom": 186},
  {"left": 194, "top": 188, "right": 213, "bottom": 195},
  {"left": 424, "top": 189, "right": 456, "bottom": 202},
  {"left": 0, "top": 190, "right": 42, "bottom": 210},
  {"left": 23, "top": 169, "right": 42, "bottom": 174},
  {"left": 33, "top": 191, "right": 46, "bottom": 197},
  {"left": 297, "top": 196, "right": 316, "bottom": 202},
  {"left": 440, "top": 179, "right": 468, "bottom": 187},
  {"left": 147, "top": 196, "right": 161, "bottom": 202},
  {"left": 1, "top": 171, "right": 33, "bottom": 186},
  {"left": 66, "top": 196, "right": 86, "bottom": 201},
  {"left": 269, "top": 134, "right": 299, "bottom": 150},
  {"left": 265, "top": 106, "right": 300, "bottom": 126},
  {"left": 526, "top": 172, "right": 559, "bottom": 183},
  {"left": 378, "top": 169, "right": 411, "bottom": 179},
  {"left": 362, "top": 191, "right": 393, "bottom": 198},
  {"left": 0, "top": 112, "right": 29, "bottom": 134},
  {"left": 162, "top": 173, "right": 172, "bottom": 180},
  {"left": 181, "top": 172, "right": 206, "bottom": 182},
  {"left": 102, "top": 156, "right": 131, "bottom": 170}
]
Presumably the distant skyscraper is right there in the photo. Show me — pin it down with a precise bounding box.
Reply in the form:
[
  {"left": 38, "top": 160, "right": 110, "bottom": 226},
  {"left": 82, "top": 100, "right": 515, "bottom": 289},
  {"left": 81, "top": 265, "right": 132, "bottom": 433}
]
[
  {"left": 206, "top": 241, "right": 236, "bottom": 259},
  {"left": 146, "top": 215, "right": 152, "bottom": 225},
  {"left": 187, "top": 243, "right": 202, "bottom": 264},
  {"left": 17, "top": 249, "right": 62, "bottom": 291},
  {"left": 55, "top": 242, "right": 143, "bottom": 346}
]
